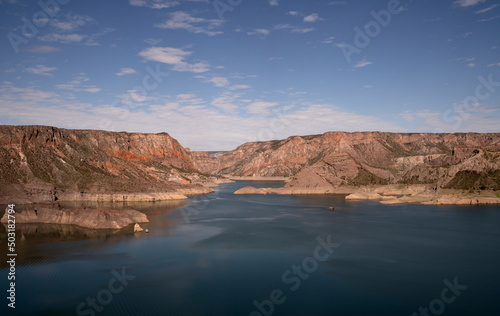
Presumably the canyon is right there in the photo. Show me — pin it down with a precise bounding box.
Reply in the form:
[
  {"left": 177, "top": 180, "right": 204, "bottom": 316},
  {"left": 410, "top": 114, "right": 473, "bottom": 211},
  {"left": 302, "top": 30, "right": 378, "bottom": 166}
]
[{"left": 1, "top": 126, "right": 499, "bottom": 207}]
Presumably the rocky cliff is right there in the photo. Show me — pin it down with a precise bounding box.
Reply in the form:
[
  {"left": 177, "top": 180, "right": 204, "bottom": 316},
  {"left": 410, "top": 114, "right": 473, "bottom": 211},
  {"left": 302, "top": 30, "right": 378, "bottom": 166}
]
[
  {"left": 1, "top": 204, "right": 148, "bottom": 229},
  {"left": 2, "top": 126, "right": 499, "bottom": 203},
  {"left": 191, "top": 132, "right": 500, "bottom": 191},
  {"left": 0, "top": 125, "right": 215, "bottom": 203}
]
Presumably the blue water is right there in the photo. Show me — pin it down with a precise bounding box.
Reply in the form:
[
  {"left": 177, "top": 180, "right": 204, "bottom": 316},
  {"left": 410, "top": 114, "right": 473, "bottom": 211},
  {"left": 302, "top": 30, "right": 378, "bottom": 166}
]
[{"left": 1, "top": 181, "right": 500, "bottom": 315}]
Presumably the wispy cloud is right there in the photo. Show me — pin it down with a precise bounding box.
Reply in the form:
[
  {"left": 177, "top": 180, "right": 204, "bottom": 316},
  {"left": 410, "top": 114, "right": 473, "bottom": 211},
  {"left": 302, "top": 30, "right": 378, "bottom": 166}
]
[
  {"left": 292, "top": 27, "right": 314, "bottom": 33},
  {"left": 139, "top": 47, "right": 210, "bottom": 73},
  {"left": 247, "top": 101, "right": 279, "bottom": 115},
  {"left": 51, "top": 14, "right": 95, "bottom": 32},
  {"left": 39, "top": 33, "right": 84, "bottom": 43},
  {"left": 129, "top": 0, "right": 180, "bottom": 9},
  {"left": 208, "top": 76, "right": 230, "bottom": 87},
  {"left": 24, "top": 65, "right": 57, "bottom": 76},
  {"left": 455, "top": 0, "right": 486, "bottom": 7},
  {"left": 116, "top": 68, "right": 137, "bottom": 76},
  {"left": 56, "top": 73, "right": 101, "bottom": 93},
  {"left": 247, "top": 28, "right": 271, "bottom": 36},
  {"left": 475, "top": 4, "right": 499, "bottom": 13},
  {"left": 304, "top": 13, "right": 321, "bottom": 22},
  {"left": 155, "top": 11, "right": 223, "bottom": 36},
  {"left": 353, "top": 58, "right": 372, "bottom": 68},
  {"left": 26, "top": 45, "right": 60, "bottom": 53},
  {"left": 269, "top": 0, "right": 279, "bottom": 6},
  {"left": 477, "top": 15, "right": 500, "bottom": 22},
  {"left": 322, "top": 36, "right": 335, "bottom": 44}
]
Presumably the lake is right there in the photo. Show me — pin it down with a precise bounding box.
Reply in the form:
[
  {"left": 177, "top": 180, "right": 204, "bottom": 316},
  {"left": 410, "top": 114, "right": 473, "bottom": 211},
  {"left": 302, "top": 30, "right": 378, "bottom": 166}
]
[{"left": 1, "top": 180, "right": 500, "bottom": 315}]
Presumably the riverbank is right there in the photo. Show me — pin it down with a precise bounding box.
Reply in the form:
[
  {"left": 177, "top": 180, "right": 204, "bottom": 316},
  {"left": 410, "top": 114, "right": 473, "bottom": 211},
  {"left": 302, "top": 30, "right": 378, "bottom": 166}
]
[
  {"left": 234, "top": 184, "right": 500, "bottom": 205},
  {"left": 1, "top": 204, "right": 149, "bottom": 229},
  {"left": 0, "top": 179, "right": 235, "bottom": 205}
]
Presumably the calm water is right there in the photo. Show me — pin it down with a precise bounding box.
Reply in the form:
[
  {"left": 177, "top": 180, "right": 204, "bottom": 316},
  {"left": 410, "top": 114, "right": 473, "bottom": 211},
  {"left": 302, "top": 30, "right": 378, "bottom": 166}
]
[{"left": 1, "top": 181, "right": 500, "bottom": 316}]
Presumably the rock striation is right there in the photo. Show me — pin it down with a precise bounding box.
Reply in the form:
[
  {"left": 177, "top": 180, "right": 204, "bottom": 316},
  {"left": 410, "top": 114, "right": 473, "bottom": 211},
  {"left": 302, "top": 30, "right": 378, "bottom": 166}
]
[
  {"left": 192, "top": 132, "right": 500, "bottom": 192},
  {"left": 0, "top": 125, "right": 219, "bottom": 204},
  {"left": 1, "top": 205, "right": 149, "bottom": 230}
]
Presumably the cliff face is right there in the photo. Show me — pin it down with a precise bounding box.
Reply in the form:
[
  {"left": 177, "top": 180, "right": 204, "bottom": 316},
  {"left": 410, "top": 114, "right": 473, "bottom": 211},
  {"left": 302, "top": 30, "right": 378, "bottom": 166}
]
[
  {"left": 0, "top": 125, "right": 212, "bottom": 203},
  {"left": 191, "top": 132, "right": 500, "bottom": 191},
  {"left": 2, "top": 126, "right": 499, "bottom": 203}
]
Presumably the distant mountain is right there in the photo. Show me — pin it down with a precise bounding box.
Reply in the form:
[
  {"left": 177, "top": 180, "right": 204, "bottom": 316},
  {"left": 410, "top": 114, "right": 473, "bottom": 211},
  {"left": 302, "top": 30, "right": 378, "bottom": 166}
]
[{"left": 190, "top": 132, "right": 500, "bottom": 191}]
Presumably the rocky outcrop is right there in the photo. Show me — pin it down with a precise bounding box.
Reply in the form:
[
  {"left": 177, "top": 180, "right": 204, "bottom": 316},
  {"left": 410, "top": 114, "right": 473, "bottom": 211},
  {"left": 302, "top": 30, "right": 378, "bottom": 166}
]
[
  {"left": 191, "top": 132, "right": 500, "bottom": 192},
  {"left": 1, "top": 205, "right": 149, "bottom": 229},
  {"left": 188, "top": 150, "right": 227, "bottom": 174},
  {"left": 0, "top": 125, "right": 221, "bottom": 204},
  {"left": 133, "top": 223, "right": 144, "bottom": 232}
]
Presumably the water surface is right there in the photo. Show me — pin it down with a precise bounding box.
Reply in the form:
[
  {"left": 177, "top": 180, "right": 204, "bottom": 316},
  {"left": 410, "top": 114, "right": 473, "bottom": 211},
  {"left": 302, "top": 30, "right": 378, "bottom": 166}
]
[{"left": 1, "top": 181, "right": 499, "bottom": 315}]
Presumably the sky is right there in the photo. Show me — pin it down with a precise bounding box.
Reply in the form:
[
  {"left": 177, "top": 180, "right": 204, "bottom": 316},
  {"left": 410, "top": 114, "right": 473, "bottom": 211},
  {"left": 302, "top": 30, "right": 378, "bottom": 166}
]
[{"left": 1, "top": 0, "right": 499, "bottom": 150}]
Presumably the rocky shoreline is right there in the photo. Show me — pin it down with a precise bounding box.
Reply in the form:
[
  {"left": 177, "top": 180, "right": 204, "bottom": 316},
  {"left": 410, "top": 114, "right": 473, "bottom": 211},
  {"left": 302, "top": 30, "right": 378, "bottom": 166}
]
[
  {"left": 0, "top": 179, "right": 234, "bottom": 205},
  {"left": 1, "top": 204, "right": 149, "bottom": 230},
  {"left": 234, "top": 184, "right": 500, "bottom": 205}
]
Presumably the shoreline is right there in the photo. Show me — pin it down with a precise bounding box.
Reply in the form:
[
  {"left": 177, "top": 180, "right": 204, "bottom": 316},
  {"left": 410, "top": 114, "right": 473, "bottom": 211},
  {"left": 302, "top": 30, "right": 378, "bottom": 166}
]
[
  {"left": 229, "top": 176, "right": 290, "bottom": 182},
  {"left": 234, "top": 184, "right": 500, "bottom": 205},
  {"left": 0, "top": 179, "right": 235, "bottom": 205}
]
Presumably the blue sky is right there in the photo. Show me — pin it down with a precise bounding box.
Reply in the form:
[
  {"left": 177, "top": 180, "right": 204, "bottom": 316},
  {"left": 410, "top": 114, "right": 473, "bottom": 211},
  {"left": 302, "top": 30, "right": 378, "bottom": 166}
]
[{"left": 1, "top": 0, "right": 499, "bottom": 150}]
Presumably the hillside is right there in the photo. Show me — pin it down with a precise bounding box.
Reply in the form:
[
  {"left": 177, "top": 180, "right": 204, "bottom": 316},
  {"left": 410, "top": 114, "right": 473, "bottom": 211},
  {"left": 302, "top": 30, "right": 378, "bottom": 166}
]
[
  {"left": 0, "top": 125, "right": 216, "bottom": 203},
  {"left": 190, "top": 132, "right": 500, "bottom": 192}
]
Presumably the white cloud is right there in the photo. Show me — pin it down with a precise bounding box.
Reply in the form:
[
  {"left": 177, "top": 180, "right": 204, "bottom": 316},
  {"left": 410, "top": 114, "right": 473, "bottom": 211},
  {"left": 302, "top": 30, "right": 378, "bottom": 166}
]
[
  {"left": 353, "top": 58, "right": 372, "bottom": 68},
  {"left": 292, "top": 27, "right": 314, "bottom": 33},
  {"left": 138, "top": 47, "right": 210, "bottom": 73},
  {"left": 208, "top": 76, "right": 230, "bottom": 87},
  {"left": 24, "top": 65, "right": 57, "bottom": 76},
  {"left": 211, "top": 92, "right": 240, "bottom": 112},
  {"left": 51, "top": 14, "right": 95, "bottom": 32},
  {"left": 455, "top": 0, "right": 486, "bottom": 7},
  {"left": 55, "top": 73, "right": 101, "bottom": 93},
  {"left": 247, "top": 101, "right": 279, "bottom": 115},
  {"left": 287, "top": 11, "right": 299, "bottom": 16},
  {"left": 84, "top": 27, "right": 114, "bottom": 46},
  {"left": 155, "top": 11, "right": 222, "bottom": 36},
  {"left": 397, "top": 108, "right": 500, "bottom": 134},
  {"left": 228, "top": 84, "right": 251, "bottom": 90},
  {"left": 247, "top": 28, "right": 271, "bottom": 36},
  {"left": 116, "top": 68, "right": 137, "bottom": 76},
  {"left": 476, "top": 4, "right": 499, "bottom": 13},
  {"left": 26, "top": 45, "right": 60, "bottom": 53},
  {"left": 304, "top": 13, "right": 321, "bottom": 22},
  {"left": 269, "top": 0, "right": 279, "bottom": 6},
  {"left": 477, "top": 15, "right": 500, "bottom": 22},
  {"left": 468, "top": 63, "right": 475, "bottom": 68},
  {"left": 322, "top": 36, "right": 335, "bottom": 44},
  {"left": 129, "top": 0, "right": 180, "bottom": 9},
  {"left": 487, "top": 62, "right": 500, "bottom": 67},
  {"left": 0, "top": 82, "right": 416, "bottom": 151},
  {"left": 38, "top": 33, "right": 84, "bottom": 43}
]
